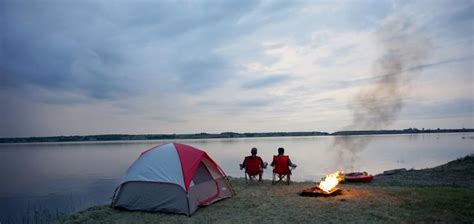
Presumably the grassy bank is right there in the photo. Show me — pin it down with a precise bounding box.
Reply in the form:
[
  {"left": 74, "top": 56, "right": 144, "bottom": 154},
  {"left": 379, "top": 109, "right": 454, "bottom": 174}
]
[{"left": 57, "top": 156, "right": 474, "bottom": 223}]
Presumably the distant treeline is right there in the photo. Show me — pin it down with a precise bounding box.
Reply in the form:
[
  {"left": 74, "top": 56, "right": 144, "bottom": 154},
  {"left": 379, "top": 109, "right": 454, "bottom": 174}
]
[
  {"left": 1, "top": 128, "right": 473, "bottom": 143},
  {"left": 0, "top": 131, "right": 328, "bottom": 143}
]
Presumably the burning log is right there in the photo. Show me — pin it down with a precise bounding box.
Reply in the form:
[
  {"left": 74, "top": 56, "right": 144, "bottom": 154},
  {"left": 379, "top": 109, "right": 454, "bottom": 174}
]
[
  {"left": 300, "top": 171, "right": 344, "bottom": 197},
  {"left": 300, "top": 186, "right": 342, "bottom": 197}
]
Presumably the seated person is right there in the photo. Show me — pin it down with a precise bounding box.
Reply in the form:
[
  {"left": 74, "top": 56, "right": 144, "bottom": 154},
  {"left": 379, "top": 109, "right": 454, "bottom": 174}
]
[
  {"left": 240, "top": 147, "right": 267, "bottom": 181},
  {"left": 271, "top": 147, "right": 297, "bottom": 177}
]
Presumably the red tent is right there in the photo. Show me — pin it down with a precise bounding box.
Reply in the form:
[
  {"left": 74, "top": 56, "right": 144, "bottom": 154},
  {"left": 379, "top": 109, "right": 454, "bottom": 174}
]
[{"left": 112, "top": 143, "right": 234, "bottom": 215}]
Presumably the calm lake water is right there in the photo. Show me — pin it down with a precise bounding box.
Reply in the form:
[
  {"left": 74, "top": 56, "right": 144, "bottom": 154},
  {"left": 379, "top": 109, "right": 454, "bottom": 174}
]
[{"left": 1, "top": 133, "right": 473, "bottom": 223}]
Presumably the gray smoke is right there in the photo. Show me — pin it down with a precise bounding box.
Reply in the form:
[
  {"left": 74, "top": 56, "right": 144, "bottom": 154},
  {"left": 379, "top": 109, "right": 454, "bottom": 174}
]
[{"left": 334, "top": 13, "right": 432, "bottom": 171}]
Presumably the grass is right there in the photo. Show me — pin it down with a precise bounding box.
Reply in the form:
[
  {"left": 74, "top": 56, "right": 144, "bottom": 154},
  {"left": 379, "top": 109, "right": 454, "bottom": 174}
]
[
  {"left": 57, "top": 156, "right": 474, "bottom": 223},
  {"left": 374, "top": 155, "right": 474, "bottom": 188},
  {"left": 56, "top": 179, "right": 474, "bottom": 224}
]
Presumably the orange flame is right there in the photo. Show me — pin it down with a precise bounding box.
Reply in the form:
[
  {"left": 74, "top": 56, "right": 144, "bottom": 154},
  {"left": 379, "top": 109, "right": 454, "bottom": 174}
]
[{"left": 318, "top": 171, "right": 344, "bottom": 193}]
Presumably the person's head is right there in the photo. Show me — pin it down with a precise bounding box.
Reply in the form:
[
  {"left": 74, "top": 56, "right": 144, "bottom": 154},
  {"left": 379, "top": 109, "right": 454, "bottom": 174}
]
[
  {"left": 278, "top": 147, "right": 284, "bottom": 155},
  {"left": 251, "top": 147, "right": 258, "bottom": 155}
]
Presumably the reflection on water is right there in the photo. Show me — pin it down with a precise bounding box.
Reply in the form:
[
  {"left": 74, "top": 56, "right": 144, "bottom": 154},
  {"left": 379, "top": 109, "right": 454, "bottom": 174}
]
[{"left": 0, "top": 133, "right": 473, "bottom": 222}]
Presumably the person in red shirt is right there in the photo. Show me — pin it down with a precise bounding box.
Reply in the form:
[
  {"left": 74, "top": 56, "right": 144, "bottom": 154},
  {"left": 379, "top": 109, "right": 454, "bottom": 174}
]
[
  {"left": 240, "top": 147, "right": 267, "bottom": 181},
  {"left": 271, "top": 147, "right": 297, "bottom": 168},
  {"left": 271, "top": 147, "right": 297, "bottom": 184}
]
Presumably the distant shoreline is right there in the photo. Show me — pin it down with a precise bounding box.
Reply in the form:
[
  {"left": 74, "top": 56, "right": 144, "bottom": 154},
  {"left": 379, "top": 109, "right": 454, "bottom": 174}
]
[{"left": 1, "top": 128, "right": 473, "bottom": 144}]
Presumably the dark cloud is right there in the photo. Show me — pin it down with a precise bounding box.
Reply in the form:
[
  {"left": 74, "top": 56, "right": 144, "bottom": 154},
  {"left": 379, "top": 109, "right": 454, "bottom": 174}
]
[
  {"left": 409, "top": 56, "right": 474, "bottom": 71},
  {"left": 199, "top": 98, "right": 272, "bottom": 108},
  {"left": 0, "top": 0, "right": 269, "bottom": 101},
  {"left": 327, "top": 77, "right": 374, "bottom": 89},
  {"left": 1, "top": 1, "right": 133, "bottom": 99},
  {"left": 325, "top": 55, "right": 473, "bottom": 92},
  {"left": 242, "top": 74, "right": 291, "bottom": 89},
  {"left": 237, "top": 99, "right": 273, "bottom": 107},
  {"left": 402, "top": 98, "right": 474, "bottom": 120},
  {"left": 0, "top": 1, "right": 472, "bottom": 138},
  {"left": 198, "top": 98, "right": 274, "bottom": 116},
  {"left": 176, "top": 56, "right": 232, "bottom": 93},
  {"left": 425, "top": 1, "right": 474, "bottom": 39},
  {"left": 317, "top": 44, "right": 357, "bottom": 67}
]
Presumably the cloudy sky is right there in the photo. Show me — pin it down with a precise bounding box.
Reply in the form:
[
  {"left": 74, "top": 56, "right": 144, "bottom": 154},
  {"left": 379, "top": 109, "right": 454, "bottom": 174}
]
[{"left": 0, "top": 0, "right": 472, "bottom": 137}]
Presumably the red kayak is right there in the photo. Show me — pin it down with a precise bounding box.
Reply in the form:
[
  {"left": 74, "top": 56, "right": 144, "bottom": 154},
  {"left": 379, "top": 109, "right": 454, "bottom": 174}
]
[{"left": 344, "top": 172, "right": 374, "bottom": 183}]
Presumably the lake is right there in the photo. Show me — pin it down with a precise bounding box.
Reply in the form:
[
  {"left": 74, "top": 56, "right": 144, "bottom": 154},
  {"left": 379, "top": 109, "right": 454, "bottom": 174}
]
[{"left": 1, "top": 133, "right": 473, "bottom": 223}]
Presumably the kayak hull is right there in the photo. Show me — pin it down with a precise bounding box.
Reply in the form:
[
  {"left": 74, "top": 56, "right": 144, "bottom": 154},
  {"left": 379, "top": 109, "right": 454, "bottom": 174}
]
[{"left": 344, "top": 173, "right": 374, "bottom": 183}]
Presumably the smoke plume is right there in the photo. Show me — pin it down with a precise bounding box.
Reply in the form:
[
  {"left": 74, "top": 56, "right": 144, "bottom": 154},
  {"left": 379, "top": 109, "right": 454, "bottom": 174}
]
[{"left": 334, "top": 13, "right": 432, "bottom": 171}]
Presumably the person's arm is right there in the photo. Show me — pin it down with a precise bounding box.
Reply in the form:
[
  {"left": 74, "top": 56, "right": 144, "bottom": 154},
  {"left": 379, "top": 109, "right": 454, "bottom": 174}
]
[
  {"left": 270, "top": 158, "right": 275, "bottom": 166},
  {"left": 288, "top": 158, "right": 297, "bottom": 168},
  {"left": 240, "top": 157, "right": 247, "bottom": 169},
  {"left": 259, "top": 157, "right": 267, "bottom": 168}
]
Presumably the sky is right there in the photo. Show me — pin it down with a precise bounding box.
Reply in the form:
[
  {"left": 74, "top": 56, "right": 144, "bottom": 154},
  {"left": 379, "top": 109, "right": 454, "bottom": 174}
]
[{"left": 0, "top": 0, "right": 473, "bottom": 138}]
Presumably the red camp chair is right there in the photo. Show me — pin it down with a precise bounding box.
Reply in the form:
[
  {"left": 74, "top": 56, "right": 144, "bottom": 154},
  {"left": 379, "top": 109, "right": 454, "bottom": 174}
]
[
  {"left": 272, "top": 155, "right": 294, "bottom": 185},
  {"left": 240, "top": 156, "right": 263, "bottom": 184}
]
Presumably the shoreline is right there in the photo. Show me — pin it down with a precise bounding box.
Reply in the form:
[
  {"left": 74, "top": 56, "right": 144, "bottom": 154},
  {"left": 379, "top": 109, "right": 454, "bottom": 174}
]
[
  {"left": 2, "top": 129, "right": 473, "bottom": 144},
  {"left": 56, "top": 155, "right": 474, "bottom": 223}
]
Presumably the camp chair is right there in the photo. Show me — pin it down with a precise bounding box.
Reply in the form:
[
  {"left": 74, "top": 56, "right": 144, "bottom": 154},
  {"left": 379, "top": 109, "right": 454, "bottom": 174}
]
[
  {"left": 240, "top": 156, "right": 264, "bottom": 184},
  {"left": 272, "top": 155, "right": 295, "bottom": 185}
]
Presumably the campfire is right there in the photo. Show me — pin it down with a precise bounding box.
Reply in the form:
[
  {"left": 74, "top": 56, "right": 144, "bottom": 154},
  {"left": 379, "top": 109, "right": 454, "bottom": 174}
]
[{"left": 300, "top": 171, "right": 344, "bottom": 197}]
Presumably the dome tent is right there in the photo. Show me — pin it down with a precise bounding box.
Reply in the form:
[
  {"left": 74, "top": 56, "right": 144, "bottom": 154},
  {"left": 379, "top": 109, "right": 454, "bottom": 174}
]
[{"left": 111, "top": 143, "right": 234, "bottom": 216}]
